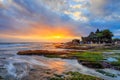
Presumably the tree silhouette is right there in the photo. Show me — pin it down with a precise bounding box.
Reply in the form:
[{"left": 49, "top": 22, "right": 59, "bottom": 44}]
[
  {"left": 82, "top": 29, "right": 114, "bottom": 44},
  {"left": 102, "top": 29, "right": 113, "bottom": 43}
]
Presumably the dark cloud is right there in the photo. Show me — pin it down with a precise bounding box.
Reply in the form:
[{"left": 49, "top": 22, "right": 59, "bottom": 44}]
[{"left": 0, "top": 0, "right": 120, "bottom": 41}]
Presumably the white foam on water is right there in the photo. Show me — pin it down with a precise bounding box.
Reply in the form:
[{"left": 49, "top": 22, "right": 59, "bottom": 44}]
[
  {"left": 5, "top": 62, "right": 17, "bottom": 77},
  {"left": 1, "top": 43, "right": 120, "bottom": 80}
]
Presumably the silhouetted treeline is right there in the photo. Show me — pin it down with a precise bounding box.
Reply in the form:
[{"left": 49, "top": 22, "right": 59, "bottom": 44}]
[{"left": 82, "top": 29, "right": 114, "bottom": 44}]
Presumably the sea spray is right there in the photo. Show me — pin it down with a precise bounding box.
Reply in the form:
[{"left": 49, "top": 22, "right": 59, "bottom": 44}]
[{"left": 5, "top": 62, "right": 30, "bottom": 79}]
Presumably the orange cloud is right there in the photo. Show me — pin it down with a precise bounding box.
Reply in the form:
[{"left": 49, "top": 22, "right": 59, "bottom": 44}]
[{"left": 0, "top": 23, "right": 81, "bottom": 42}]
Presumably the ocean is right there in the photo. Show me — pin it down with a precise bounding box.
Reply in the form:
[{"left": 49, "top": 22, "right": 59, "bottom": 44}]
[{"left": 0, "top": 42, "right": 120, "bottom": 80}]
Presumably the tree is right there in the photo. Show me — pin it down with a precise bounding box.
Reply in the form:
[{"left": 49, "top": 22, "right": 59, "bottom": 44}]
[
  {"left": 96, "top": 32, "right": 103, "bottom": 43},
  {"left": 102, "top": 29, "right": 113, "bottom": 43},
  {"left": 82, "top": 29, "right": 114, "bottom": 44},
  {"left": 88, "top": 32, "right": 96, "bottom": 43},
  {"left": 96, "top": 29, "right": 100, "bottom": 33}
]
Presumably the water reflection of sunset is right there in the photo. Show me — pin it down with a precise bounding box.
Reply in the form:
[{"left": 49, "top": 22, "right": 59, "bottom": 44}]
[{"left": 47, "top": 60, "right": 66, "bottom": 74}]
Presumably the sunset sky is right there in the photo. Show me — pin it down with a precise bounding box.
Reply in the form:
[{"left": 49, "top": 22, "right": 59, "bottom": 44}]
[{"left": 0, "top": 0, "right": 120, "bottom": 42}]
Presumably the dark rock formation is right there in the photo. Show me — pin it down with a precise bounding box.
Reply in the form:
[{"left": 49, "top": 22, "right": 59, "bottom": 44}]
[{"left": 17, "top": 50, "right": 70, "bottom": 55}]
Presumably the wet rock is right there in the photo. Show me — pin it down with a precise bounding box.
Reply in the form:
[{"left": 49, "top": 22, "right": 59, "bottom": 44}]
[
  {"left": 0, "top": 57, "right": 6, "bottom": 59},
  {"left": 79, "top": 60, "right": 120, "bottom": 71},
  {"left": 113, "top": 66, "right": 120, "bottom": 71},
  {"left": 96, "top": 70, "right": 117, "bottom": 78},
  {"left": 30, "top": 68, "right": 36, "bottom": 71},
  {"left": 78, "top": 60, "right": 104, "bottom": 69},
  {"left": 101, "top": 62, "right": 112, "bottom": 68},
  {"left": 17, "top": 50, "right": 70, "bottom": 55},
  {"left": 55, "top": 44, "right": 94, "bottom": 50},
  {"left": 0, "top": 76, "right": 3, "bottom": 80}
]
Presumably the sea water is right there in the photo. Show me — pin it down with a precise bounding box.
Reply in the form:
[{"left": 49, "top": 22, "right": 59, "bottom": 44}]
[{"left": 0, "top": 42, "right": 120, "bottom": 80}]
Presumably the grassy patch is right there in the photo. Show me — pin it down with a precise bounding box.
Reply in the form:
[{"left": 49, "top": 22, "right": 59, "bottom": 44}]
[
  {"left": 71, "top": 51, "right": 104, "bottom": 68},
  {"left": 45, "top": 51, "right": 104, "bottom": 69},
  {"left": 45, "top": 51, "right": 104, "bottom": 63},
  {"left": 45, "top": 55, "right": 61, "bottom": 58},
  {"left": 50, "top": 71, "right": 103, "bottom": 80},
  {"left": 72, "top": 51, "right": 103, "bottom": 62}
]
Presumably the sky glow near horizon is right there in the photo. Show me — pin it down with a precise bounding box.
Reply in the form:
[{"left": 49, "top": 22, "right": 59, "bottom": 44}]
[{"left": 0, "top": 0, "right": 120, "bottom": 42}]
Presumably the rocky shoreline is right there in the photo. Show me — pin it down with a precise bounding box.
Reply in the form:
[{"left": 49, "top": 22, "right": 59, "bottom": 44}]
[
  {"left": 17, "top": 49, "right": 120, "bottom": 71},
  {"left": 1, "top": 48, "right": 120, "bottom": 80},
  {"left": 54, "top": 42, "right": 120, "bottom": 50}
]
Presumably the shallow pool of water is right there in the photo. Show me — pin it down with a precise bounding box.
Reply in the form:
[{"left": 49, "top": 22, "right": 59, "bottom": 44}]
[{"left": 107, "top": 57, "right": 118, "bottom": 62}]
